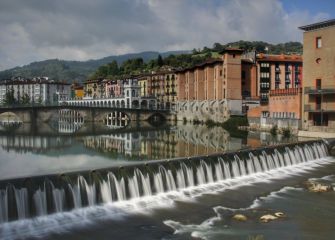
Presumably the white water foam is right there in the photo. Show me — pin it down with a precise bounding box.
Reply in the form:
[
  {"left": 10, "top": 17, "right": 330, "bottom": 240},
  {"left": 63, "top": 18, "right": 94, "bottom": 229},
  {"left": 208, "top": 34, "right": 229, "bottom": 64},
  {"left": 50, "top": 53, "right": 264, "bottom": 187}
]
[{"left": 1, "top": 154, "right": 334, "bottom": 240}]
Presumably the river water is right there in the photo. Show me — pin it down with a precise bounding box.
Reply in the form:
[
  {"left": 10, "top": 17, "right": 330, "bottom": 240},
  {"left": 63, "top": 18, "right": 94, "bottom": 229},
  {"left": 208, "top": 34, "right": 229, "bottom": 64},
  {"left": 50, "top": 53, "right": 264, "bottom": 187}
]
[{"left": 0, "top": 118, "right": 334, "bottom": 240}]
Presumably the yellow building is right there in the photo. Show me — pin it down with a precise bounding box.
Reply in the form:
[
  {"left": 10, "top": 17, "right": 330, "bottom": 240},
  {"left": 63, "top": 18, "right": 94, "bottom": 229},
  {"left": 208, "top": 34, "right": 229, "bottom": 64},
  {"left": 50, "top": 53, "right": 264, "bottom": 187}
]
[
  {"left": 163, "top": 72, "right": 177, "bottom": 109},
  {"left": 74, "top": 86, "right": 84, "bottom": 99},
  {"left": 138, "top": 74, "right": 150, "bottom": 97},
  {"left": 299, "top": 19, "right": 335, "bottom": 131},
  {"left": 84, "top": 79, "right": 103, "bottom": 98}
]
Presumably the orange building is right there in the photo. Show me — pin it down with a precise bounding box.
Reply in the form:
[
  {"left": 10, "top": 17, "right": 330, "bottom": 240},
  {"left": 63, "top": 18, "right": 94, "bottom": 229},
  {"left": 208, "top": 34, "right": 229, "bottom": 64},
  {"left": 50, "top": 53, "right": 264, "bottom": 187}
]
[
  {"left": 176, "top": 49, "right": 244, "bottom": 123},
  {"left": 299, "top": 19, "right": 335, "bottom": 132}
]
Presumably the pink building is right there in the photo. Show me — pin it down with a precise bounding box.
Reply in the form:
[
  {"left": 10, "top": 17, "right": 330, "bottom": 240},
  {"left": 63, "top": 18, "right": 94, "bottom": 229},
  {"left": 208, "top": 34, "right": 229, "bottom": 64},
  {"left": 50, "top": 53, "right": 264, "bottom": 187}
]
[{"left": 105, "top": 80, "right": 123, "bottom": 98}]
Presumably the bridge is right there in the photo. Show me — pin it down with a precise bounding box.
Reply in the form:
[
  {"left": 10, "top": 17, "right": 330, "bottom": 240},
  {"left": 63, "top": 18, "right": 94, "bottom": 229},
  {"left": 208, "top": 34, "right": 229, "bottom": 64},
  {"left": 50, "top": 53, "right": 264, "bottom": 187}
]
[{"left": 0, "top": 105, "right": 170, "bottom": 123}]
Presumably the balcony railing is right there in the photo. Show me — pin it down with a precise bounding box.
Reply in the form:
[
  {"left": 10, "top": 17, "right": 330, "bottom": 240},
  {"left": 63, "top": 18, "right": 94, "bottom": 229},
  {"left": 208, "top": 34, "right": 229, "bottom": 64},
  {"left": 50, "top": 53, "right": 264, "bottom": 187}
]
[
  {"left": 269, "top": 88, "right": 301, "bottom": 96},
  {"left": 304, "top": 86, "right": 335, "bottom": 94},
  {"left": 304, "top": 104, "right": 335, "bottom": 112}
]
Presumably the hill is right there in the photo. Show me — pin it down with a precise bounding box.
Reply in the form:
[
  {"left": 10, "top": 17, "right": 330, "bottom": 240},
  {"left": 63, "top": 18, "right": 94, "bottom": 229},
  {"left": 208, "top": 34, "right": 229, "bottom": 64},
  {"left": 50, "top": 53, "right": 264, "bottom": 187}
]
[
  {"left": 0, "top": 50, "right": 189, "bottom": 83},
  {"left": 0, "top": 41, "right": 302, "bottom": 83},
  {"left": 90, "top": 41, "right": 303, "bottom": 79}
]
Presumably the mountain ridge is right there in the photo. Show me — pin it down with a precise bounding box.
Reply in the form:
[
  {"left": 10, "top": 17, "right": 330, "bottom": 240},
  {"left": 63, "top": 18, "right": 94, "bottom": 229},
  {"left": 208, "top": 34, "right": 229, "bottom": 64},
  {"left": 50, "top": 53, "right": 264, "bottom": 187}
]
[{"left": 0, "top": 50, "right": 190, "bottom": 83}]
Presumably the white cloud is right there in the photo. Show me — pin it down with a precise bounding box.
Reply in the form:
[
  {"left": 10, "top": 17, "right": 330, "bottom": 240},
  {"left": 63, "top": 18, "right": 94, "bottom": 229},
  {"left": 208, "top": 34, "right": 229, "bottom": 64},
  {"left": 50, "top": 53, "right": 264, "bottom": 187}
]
[{"left": 0, "top": 0, "right": 330, "bottom": 70}]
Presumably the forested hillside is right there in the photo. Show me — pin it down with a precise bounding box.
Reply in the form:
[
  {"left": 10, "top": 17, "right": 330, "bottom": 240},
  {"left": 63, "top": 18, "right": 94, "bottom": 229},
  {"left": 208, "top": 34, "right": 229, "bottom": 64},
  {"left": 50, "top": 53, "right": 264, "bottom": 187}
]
[{"left": 0, "top": 41, "right": 302, "bottom": 82}]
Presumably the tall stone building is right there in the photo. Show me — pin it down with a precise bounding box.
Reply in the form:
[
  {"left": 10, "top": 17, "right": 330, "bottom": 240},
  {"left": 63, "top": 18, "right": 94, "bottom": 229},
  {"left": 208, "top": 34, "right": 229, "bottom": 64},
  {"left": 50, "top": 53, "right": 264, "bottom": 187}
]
[{"left": 299, "top": 19, "right": 335, "bottom": 132}]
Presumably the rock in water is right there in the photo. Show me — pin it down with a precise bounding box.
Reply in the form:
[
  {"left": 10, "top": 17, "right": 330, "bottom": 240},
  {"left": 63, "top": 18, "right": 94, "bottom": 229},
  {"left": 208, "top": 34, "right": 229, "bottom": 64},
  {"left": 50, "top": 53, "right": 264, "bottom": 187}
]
[
  {"left": 307, "top": 182, "right": 332, "bottom": 192},
  {"left": 274, "top": 212, "right": 285, "bottom": 218},
  {"left": 260, "top": 214, "right": 278, "bottom": 223},
  {"left": 232, "top": 214, "right": 248, "bottom": 222}
]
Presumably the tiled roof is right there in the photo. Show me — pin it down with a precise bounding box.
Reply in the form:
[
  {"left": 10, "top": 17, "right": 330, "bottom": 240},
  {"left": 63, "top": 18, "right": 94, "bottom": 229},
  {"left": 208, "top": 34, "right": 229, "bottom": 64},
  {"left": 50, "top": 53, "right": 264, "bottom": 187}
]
[{"left": 257, "top": 54, "right": 302, "bottom": 63}]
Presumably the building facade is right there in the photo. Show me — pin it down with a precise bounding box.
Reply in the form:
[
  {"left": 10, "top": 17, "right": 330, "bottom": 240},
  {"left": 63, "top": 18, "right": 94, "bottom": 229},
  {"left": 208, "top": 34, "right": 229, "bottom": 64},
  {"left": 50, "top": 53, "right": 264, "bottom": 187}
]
[
  {"left": 176, "top": 49, "right": 244, "bottom": 123},
  {"left": 299, "top": 19, "right": 335, "bottom": 132},
  {"left": 84, "top": 79, "right": 104, "bottom": 98},
  {"left": 71, "top": 84, "right": 84, "bottom": 99},
  {"left": 0, "top": 77, "right": 70, "bottom": 105},
  {"left": 247, "top": 54, "right": 303, "bottom": 130}
]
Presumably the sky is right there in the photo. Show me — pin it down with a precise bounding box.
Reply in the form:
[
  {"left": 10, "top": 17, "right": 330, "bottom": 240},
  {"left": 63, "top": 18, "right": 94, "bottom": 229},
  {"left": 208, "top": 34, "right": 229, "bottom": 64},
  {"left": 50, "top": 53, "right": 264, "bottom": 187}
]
[{"left": 0, "top": 0, "right": 334, "bottom": 71}]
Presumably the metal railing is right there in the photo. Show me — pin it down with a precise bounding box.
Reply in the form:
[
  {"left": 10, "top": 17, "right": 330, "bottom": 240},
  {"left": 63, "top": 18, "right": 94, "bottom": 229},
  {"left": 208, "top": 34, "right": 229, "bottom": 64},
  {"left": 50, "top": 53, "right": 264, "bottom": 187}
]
[
  {"left": 304, "top": 104, "right": 335, "bottom": 112},
  {"left": 304, "top": 86, "right": 335, "bottom": 94}
]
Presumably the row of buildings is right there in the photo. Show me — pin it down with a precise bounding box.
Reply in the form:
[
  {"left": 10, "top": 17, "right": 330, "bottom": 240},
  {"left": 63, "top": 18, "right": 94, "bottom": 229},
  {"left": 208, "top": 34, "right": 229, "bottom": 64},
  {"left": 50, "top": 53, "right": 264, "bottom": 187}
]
[
  {"left": 0, "top": 77, "right": 71, "bottom": 105},
  {"left": 0, "top": 19, "right": 334, "bottom": 133}
]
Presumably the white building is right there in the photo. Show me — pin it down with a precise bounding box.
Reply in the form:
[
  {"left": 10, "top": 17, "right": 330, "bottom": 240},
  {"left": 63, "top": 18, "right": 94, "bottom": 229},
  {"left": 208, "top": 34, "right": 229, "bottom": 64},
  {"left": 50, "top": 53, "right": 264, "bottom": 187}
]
[
  {"left": 0, "top": 77, "right": 71, "bottom": 105},
  {"left": 68, "top": 78, "right": 157, "bottom": 109}
]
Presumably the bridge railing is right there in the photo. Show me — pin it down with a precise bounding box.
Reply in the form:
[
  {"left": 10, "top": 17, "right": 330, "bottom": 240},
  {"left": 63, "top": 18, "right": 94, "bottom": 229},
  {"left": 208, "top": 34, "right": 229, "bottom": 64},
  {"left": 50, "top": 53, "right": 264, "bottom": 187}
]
[{"left": 0, "top": 102, "right": 171, "bottom": 111}]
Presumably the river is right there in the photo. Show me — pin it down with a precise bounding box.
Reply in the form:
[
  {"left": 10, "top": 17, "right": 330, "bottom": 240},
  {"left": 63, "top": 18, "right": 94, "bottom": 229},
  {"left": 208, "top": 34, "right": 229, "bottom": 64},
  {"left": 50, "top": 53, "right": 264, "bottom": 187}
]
[{"left": 0, "top": 118, "right": 334, "bottom": 240}]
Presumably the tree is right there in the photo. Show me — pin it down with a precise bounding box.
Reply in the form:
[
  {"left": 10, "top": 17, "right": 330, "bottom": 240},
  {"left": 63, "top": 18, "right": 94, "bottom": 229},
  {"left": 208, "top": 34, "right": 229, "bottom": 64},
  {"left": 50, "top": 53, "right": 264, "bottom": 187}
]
[
  {"left": 20, "top": 93, "right": 30, "bottom": 105},
  {"left": 157, "top": 55, "right": 163, "bottom": 67},
  {"left": 3, "top": 89, "right": 16, "bottom": 106},
  {"left": 212, "top": 42, "right": 224, "bottom": 52},
  {"left": 107, "top": 60, "right": 119, "bottom": 76}
]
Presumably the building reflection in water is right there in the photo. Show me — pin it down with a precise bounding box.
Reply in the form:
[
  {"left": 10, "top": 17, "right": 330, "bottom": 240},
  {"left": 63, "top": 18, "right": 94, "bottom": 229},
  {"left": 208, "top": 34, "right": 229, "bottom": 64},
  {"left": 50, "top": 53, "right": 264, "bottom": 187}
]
[
  {"left": 82, "top": 124, "right": 245, "bottom": 160},
  {"left": 104, "top": 111, "right": 129, "bottom": 129},
  {"left": 54, "top": 109, "right": 84, "bottom": 133},
  {"left": 0, "top": 135, "right": 74, "bottom": 153}
]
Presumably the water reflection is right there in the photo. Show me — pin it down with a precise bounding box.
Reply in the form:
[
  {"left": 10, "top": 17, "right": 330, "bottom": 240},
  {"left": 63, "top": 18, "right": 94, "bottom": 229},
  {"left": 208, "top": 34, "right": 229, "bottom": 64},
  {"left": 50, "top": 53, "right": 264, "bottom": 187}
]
[
  {"left": 104, "top": 111, "right": 130, "bottom": 129},
  {"left": 81, "top": 124, "right": 248, "bottom": 160},
  {"left": 0, "top": 117, "right": 302, "bottom": 181},
  {"left": 0, "top": 119, "right": 299, "bottom": 160},
  {"left": 0, "top": 135, "right": 73, "bottom": 153}
]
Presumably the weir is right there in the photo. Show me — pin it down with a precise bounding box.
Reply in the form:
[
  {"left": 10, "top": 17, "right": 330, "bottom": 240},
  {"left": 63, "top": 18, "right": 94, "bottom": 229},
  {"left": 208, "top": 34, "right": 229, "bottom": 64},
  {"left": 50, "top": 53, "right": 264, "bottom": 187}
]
[{"left": 0, "top": 140, "right": 330, "bottom": 223}]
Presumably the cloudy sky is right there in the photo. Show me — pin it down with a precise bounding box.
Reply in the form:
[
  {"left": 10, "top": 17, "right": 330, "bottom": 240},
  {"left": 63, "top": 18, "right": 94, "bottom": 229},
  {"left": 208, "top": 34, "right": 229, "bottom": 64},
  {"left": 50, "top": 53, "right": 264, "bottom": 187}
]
[{"left": 0, "top": 0, "right": 334, "bottom": 70}]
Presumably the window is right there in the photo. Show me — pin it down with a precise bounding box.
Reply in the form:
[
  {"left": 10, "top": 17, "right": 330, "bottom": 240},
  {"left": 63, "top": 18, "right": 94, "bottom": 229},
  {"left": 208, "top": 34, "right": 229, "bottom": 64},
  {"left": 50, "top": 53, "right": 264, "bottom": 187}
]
[
  {"left": 316, "top": 37, "right": 322, "bottom": 48},
  {"left": 242, "top": 71, "right": 246, "bottom": 80},
  {"left": 316, "top": 79, "right": 322, "bottom": 89}
]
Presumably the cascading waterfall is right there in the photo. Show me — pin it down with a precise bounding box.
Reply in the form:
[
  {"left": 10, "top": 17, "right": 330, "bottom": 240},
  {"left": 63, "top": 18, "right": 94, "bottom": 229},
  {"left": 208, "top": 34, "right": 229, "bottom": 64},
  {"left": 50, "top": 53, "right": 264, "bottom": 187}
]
[{"left": 0, "top": 141, "right": 330, "bottom": 223}]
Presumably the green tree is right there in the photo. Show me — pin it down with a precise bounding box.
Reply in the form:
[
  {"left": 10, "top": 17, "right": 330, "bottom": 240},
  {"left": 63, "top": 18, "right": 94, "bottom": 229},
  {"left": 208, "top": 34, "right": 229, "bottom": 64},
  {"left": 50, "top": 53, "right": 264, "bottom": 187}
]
[
  {"left": 107, "top": 60, "right": 119, "bottom": 76},
  {"left": 20, "top": 93, "right": 30, "bottom": 105},
  {"left": 157, "top": 54, "right": 163, "bottom": 67},
  {"left": 3, "top": 89, "right": 16, "bottom": 106}
]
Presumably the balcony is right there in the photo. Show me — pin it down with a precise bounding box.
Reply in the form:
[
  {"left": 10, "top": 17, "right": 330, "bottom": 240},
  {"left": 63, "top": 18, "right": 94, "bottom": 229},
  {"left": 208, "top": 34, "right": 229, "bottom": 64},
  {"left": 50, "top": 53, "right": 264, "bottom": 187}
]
[
  {"left": 304, "top": 86, "right": 335, "bottom": 95},
  {"left": 269, "top": 88, "right": 301, "bottom": 96},
  {"left": 304, "top": 104, "right": 335, "bottom": 112}
]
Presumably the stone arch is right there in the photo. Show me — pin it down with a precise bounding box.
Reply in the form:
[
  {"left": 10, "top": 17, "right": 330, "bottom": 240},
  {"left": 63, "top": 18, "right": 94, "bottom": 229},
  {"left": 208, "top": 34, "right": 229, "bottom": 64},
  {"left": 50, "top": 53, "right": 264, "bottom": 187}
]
[
  {"left": 141, "top": 100, "right": 148, "bottom": 109},
  {"left": 121, "top": 100, "right": 125, "bottom": 108},
  {"left": 108, "top": 101, "right": 111, "bottom": 107},
  {"left": 116, "top": 100, "right": 120, "bottom": 108},
  {"left": 165, "top": 101, "right": 171, "bottom": 110},
  {"left": 149, "top": 100, "right": 156, "bottom": 109},
  {"left": 104, "top": 101, "right": 107, "bottom": 107},
  {"left": 112, "top": 101, "right": 116, "bottom": 107},
  {"left": 132, "top": 100, "right": 139, "bottom": 108}
]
